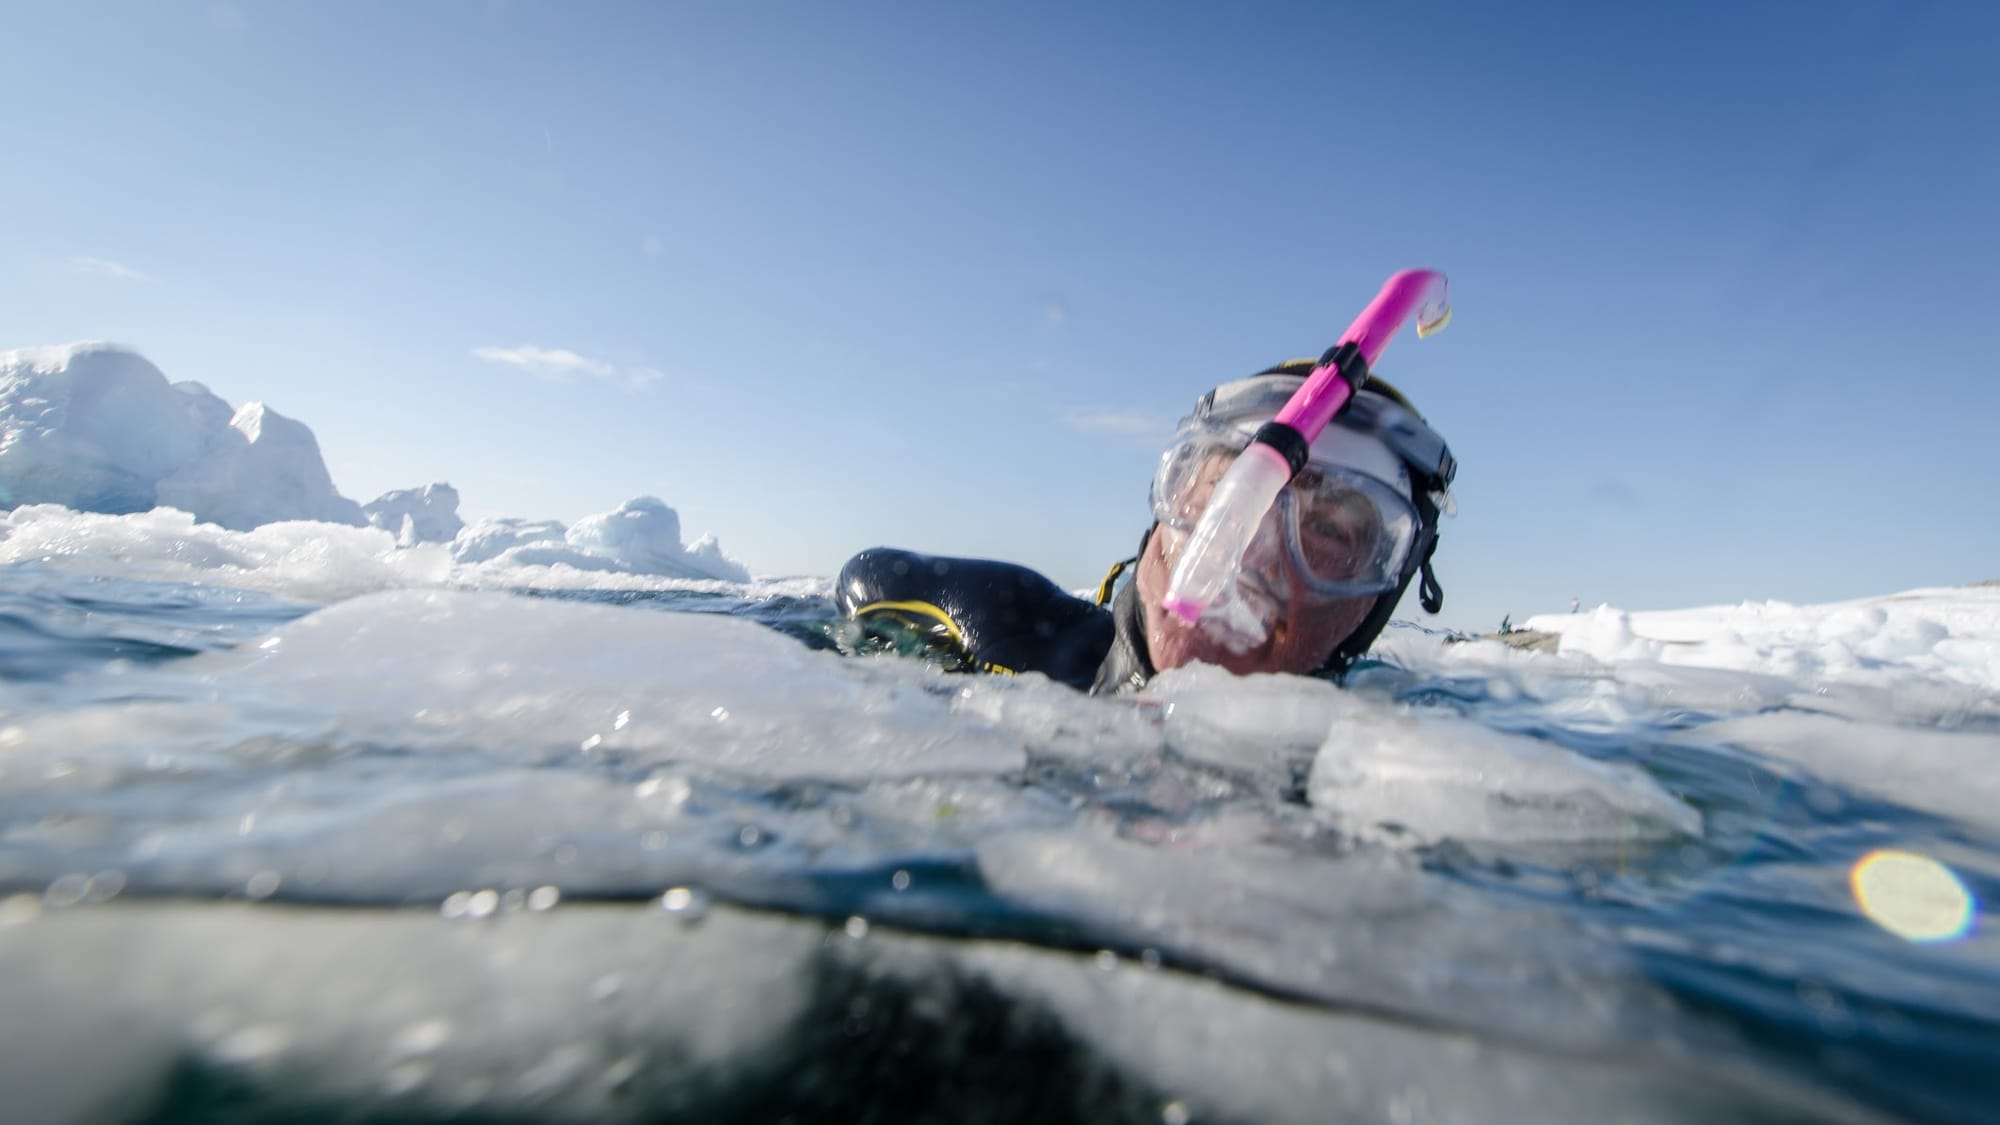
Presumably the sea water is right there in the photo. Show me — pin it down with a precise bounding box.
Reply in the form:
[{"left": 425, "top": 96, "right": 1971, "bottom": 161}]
[{"left": 0, "top": 514, "right": 1995, "bottom": 1123}]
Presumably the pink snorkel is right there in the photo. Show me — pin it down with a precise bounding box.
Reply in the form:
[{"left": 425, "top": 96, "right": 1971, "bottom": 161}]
[{"left": 1160, "top": 268, "right": 1452, "bottom": 626}]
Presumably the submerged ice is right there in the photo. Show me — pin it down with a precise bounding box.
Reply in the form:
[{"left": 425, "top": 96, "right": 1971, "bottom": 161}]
[{"left": 3, "top": 561, "right": 1992, "bottom": 1122}]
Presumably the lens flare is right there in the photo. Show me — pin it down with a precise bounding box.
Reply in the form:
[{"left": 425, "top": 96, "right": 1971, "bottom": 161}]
[{"left": 1850, "top": 849, "right": 1976, "bottom": 943}]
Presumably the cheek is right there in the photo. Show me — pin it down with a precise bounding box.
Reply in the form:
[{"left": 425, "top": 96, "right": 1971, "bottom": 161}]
[
  {"left": 1273, "top": 597, "right": 1373, "bottom": 668},
  {"left": 1135, "top": 536, "right": 1179, "bottom": 650},
  {"left": 1134, "top": 534, "right": 1166, "bottom": 614}
]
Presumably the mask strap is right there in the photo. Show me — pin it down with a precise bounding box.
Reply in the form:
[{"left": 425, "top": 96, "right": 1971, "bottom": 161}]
[{"left": 1419, "top": 542, "right": 1444, "bottom": 614}]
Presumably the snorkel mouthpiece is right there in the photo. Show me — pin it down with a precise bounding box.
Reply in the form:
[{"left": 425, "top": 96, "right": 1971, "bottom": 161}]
[{"left": 1162, "top": 269, "right": 1450, "bottom": 626}]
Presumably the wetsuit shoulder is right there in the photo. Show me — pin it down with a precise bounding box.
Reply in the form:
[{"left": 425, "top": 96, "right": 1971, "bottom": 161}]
[{"left": 835, "top": 547, "right": 1114, "bottom": 691}]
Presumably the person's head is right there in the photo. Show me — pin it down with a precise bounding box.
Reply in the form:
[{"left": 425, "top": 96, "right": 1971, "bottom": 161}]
[{"left": 1133, "top": 362, "right": 1456, "bottom": 678}]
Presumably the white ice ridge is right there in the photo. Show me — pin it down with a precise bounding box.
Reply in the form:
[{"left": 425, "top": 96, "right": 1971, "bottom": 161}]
[
  {"left": 1521, "top": 587, "right": 2000, "bottom": 693},
  {"left": 1144, "top": 664, "right": 1702, "bottom": 845},
  {"left": 0, "top": 505, "right": 778, "bottom": 605},
  {"left": 0, "top": 343, "right": 362, "bottom": 530},
  {"left": 0, "top": 343, "right": 755, "bottom": 586},
  {"left": 3, "top": 588, "right": 1027, "bottom": 784},
  {"left": 456, "top": 497, "right": 751, "bottom": 582}
]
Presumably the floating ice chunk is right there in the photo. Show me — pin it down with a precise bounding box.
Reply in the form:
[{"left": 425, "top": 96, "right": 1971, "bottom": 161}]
[
  {"left": 1307, "top": 704, "right": 1702, "bottom": 845},
  {"left": 1554, "top": 606, "right": 1667, "bottom": 664},
  {"left": 0, "top": 343, "right": 365, "bottom": 530},
  {"left": 1143, "top": 663, "right": 1350, "bottom": 752},
  {"left": 8, "top": 590, "right": 1025, "bottom": 784},
  {"left": 448, "top": 501, "right": 750, "bottom": 582},
  {"left": 683, "top": 532, "right": 744, "bottom": 582},
  {"left": 563, "top": 497, "right": 750, "bottom": 582},
  {"left": 1676, "top": 711, "right": 2000, "bottom": 834},
  {"left": 449, "top": 517, "right": 569, "bottom": 564},
  {"left": 158, "top": 402, "right": 367, "bottom": 530},
  {"left": 0, "top": 506, "right": 451, "bottom": 602},
  {"left": 1134, "top": 663, "right": 1700, "bottom": 845},
  {"left": 1523, "top": 586, "right": 2000, "bottom": 694},
  {"left": 364, "top": 484, "right": 465, "bottom": 545}
]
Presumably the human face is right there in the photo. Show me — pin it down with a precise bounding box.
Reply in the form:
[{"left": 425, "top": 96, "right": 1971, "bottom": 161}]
[{"left": 1136, "top": 454, "right": 1378, "bottom": 676}]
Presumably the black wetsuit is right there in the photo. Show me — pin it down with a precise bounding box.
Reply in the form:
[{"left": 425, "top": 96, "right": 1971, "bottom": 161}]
[
  {"left": 831, "top": 366, "right": 1453, "bottom": 692},
  {"left": 835, "top": 533, "right": 1433, "bottom": 692},
  {"left": 833, "top": 548, "right": 1154, "bottom": 695}
]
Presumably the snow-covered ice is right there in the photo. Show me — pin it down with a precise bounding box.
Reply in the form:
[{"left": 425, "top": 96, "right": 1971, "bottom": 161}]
[{"left": 1, "top": 343, "right": 752, "bottom": 583}]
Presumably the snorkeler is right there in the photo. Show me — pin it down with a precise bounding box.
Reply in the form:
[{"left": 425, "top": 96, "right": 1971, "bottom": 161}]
[{"left": 834, "top": 359, "right": 1456, "bottom": 694}]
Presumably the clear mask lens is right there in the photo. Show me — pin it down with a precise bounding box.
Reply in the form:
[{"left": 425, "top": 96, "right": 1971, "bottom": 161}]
[{"left": 1153, "top": 432, "right": 1417, "bottom": 604}]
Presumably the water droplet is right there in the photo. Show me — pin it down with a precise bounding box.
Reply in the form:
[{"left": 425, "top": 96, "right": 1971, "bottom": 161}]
[
  {"left": 527, "top": 885, "right": 560, "bottom": 912},
  {"left": 590, "top": 974, "right": 623, "bottom": 1002},
  {"left": 738, "top": 825, "right": 761, "bottom": 847},
  {"left": 384, "top": 1060, "right": 432, "bottom": 1096},
  {"left": 258, "top": 637, "right": 281, "bottom": 651},
  {"left": 579, "top": 734, "right": 603, "bottom": 752},
  {"left": 499, "top": 888, "right": 526, "bottom": 913},
  {"left": 844, "top": 916, "right": 870, "bottom": 939},
  {"left": 1140, "top": 948, "right": 1163, "bottom": 971},
  {"left": 390, "top": 1019, "right": 453, "bottom": 1057},
  {"left": 635, "top": 774, "right": 692, "bottom": 807},
  {"left": 658, "top": 886, "right": 709, "bottom": 923},
  {"left": 43, "top": 873, "right": 90, "bottom": 908},
  {"left": 81, "top": 870, "right": 125, "bottom": 903},
  {"left": 710, "top": 706, "right": 730, "bottom": 722},
  {"left": 212, "top": 1024, "right": 290, "bottom": 1065},
  {"left": 1094, "top": 950, "right": 1119, "bottom": 971},
  {"left": 891, "top": 869, "right": 911, "bottom": 891},
  {"left": 1162, "top": 1100, "right": 1190, "bottom": 1125},
  {"left": 602, "top": 1052, "right": 643, "bottom": 1091},
  {"left": 244, "top": 871, "right": 281, "bottom": 900},
  {"left": 641, "top": 830, "right": 669, "bottom": 851},
  {"left": 0, "top": 893, "right": 42, "bottom": 927},
  {"left": 612, "top": 710, "right": 631, "bottom": 731},
  {"left": 1851, "top": 849, "right": 1977, "bottom": 942},
  {"left": 465, "top": 890, "right": 500, "bottom": 919}
]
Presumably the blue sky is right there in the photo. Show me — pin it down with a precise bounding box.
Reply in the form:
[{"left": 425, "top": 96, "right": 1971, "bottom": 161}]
[{"left": 3, "top": 0, "right": 1996, "bottom": 632}]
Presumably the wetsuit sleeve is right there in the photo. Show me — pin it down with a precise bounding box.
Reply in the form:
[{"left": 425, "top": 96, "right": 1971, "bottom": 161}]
[{"left": 834, "top": 547, "right": 1114, "bottom": 691}]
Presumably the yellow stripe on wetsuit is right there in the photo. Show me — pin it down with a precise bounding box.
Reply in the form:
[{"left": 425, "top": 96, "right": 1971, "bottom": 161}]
[
  {"left": 851, "top": 599, "right": 1018, "bottom": 675},
  {"left": 1092, "top": 558, "right": 1132, "bottom": 607}
]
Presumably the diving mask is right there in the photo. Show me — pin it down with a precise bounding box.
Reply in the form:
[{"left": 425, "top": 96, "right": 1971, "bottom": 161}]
[{"left": 1152, "top": 421, "right": 1419, "bottom": 605}]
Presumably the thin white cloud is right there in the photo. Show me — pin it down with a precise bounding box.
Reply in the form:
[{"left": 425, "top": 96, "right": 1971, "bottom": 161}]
[
  {"left": 66, "top": 256, "right": 153, "bottom": 283},
  {"left": 1061, "top": 407, "right": 1164, "bottom": 437},
  {"left": 622, "top": 366, "right": 666, "bottom": 391},
  {"left": 471, "top": 344, "right": 665, "bottom": 392}
]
